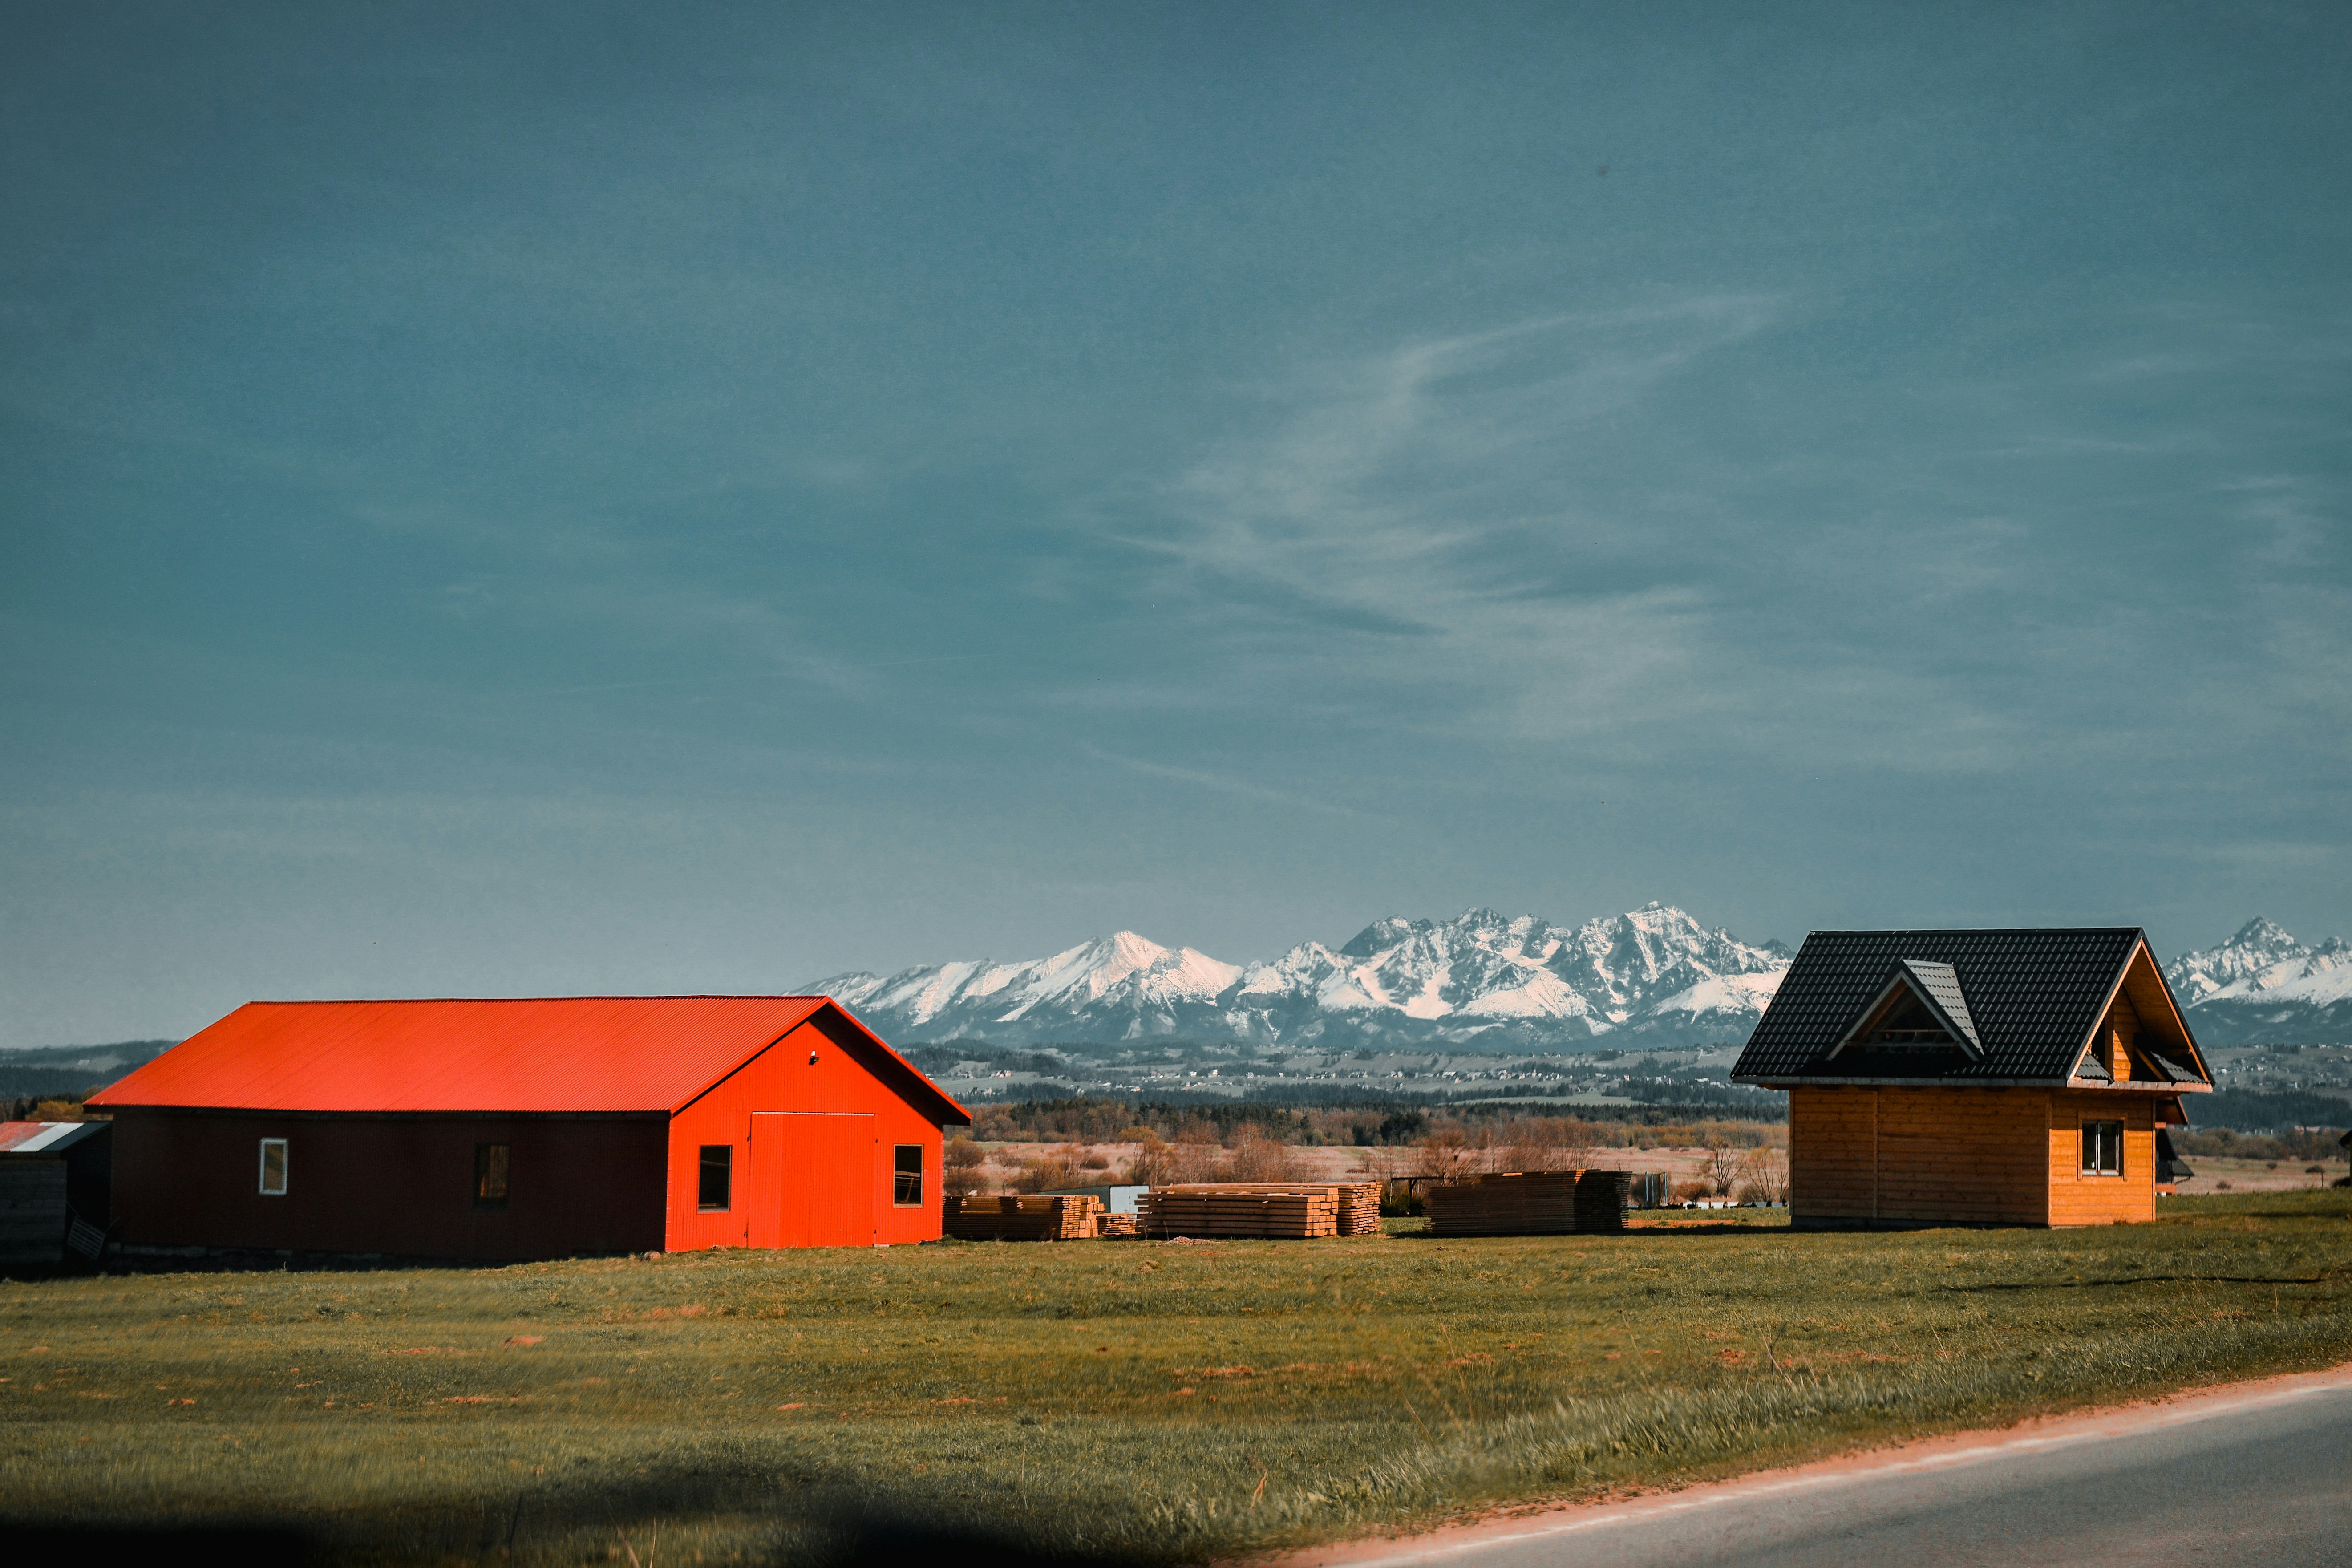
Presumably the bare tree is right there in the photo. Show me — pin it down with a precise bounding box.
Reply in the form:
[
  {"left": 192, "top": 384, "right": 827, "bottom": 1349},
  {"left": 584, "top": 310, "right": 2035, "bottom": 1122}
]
[
  {"left": 1703, "top": 1135, "right": 1742, "bottom": 1196},
  {"left": 1734, "top": 1146, "right": 1787, "bottom": 1205}
]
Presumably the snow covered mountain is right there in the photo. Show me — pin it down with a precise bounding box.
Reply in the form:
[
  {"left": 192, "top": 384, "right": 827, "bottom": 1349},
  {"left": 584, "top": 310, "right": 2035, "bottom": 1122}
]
[
  {"left": 810, "top": 908, "right": 2350, "bottom": 1050},
  {"left": 818, "top": 931, "right": 1244, "bottom": 1043},
  {"left": 2166, "top": 918, "right": 2352, "bottom": 1044},
  {"left": 807, "top": 903, "right": 1791, "bottom": 1049}
]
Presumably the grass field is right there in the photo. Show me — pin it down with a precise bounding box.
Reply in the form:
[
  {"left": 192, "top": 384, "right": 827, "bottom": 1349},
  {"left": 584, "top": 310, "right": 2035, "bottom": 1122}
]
[{"left": 5, "top": 1192, "right": 2349, "bottom": 1564}]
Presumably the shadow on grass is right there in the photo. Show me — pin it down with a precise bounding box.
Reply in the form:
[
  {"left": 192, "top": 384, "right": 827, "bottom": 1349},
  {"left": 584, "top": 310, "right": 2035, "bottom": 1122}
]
[
  {"left": 3, "top": 1526, "right": 315, "bottom": 1568},
  {"left": 3, "top": 1519, "right": 1130, "bottom": 1568},
  {"left": 6, "top": 1465, "right": 1146, "bottom": 1567}
]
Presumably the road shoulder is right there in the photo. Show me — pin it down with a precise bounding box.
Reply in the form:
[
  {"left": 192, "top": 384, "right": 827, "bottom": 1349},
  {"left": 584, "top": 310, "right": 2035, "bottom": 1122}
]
[{"left": 1255, "top": 1359, "right": 2352, "bottom": 1567}]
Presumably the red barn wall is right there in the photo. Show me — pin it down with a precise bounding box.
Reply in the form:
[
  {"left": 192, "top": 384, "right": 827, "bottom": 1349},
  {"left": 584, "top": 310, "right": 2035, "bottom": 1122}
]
[
  {"left": 663, "top": 1013, "right": 947, "bottom": 1251},
  {"left": 108, "top": 1108, "right": 667, "bottom": 1259}
]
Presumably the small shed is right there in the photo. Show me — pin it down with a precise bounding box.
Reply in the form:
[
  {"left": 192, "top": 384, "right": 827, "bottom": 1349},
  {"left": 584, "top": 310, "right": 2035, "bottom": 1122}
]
[
  {"left": 88, "top": 996, "right": 970, "bottom": 1261},
  {"left": 0, "top": 1121, "right": 112, "bottom": 1266},
  {"left": 1731, "top": 928, "right": 2210, "bottom": 1228}
]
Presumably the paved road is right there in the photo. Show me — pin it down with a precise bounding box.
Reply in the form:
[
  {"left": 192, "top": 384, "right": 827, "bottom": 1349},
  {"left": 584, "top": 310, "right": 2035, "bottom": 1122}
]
[{"left": 1311, "top": 1372, "right": 2352, "bottom": 1568}]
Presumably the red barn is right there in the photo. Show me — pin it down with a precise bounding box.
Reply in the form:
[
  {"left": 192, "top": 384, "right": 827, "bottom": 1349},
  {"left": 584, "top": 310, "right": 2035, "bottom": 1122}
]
[{"left": 86, "top": 996, "right": 971, "bottom": 1261}]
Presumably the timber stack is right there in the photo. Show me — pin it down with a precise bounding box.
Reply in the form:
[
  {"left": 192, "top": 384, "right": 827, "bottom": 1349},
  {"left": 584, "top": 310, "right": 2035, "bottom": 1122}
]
[
  {"left": 1098, "top": 1212, "right": 1139, "bottom": 1239},
  {"left": 1573, "top": 1169, "right": 1631, "bottom": 1230},
  {"left": 1209, "top": 1181, "right": 1383, "bottom": 1235},
  {"left": 943, "top": 1193, "right": 1104, "bottom": 1241},
  {"left": 1422, "top": 1169, "right": 1630, "bottom": 1236},
  {"left": 1138, "top": 1183, "right": 1340, "bottom": 1239}
]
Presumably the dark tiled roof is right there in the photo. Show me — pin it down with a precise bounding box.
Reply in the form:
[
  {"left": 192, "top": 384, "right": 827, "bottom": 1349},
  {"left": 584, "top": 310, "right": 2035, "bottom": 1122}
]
[{"left": 1733, "top": 928, "right": 2143, "bottom": 1084}]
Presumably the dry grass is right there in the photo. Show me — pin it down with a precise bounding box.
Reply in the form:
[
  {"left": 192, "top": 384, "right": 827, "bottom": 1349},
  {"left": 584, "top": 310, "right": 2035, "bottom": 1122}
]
[{"left": 3, "top": 1191, "right": 2348, "bottom": 1563}]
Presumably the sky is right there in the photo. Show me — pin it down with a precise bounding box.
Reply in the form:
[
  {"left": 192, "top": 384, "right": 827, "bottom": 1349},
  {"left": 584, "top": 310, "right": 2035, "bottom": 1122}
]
[{"left": 3, "top": 2, "right": 2348, "bottom": 1047}]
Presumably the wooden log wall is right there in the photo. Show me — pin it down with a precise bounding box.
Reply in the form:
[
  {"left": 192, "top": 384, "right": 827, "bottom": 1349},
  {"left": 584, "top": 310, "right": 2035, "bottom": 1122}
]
[
  {"left": 1790, "top": 1085, "right": 2163, "bottom": 1228},
  {"left": 1789, "top": 1086, "right": 2048, "bottom": 1227},
  {"left": 2046, "top": 1088, "right": 2157, "bottom": 1227}
]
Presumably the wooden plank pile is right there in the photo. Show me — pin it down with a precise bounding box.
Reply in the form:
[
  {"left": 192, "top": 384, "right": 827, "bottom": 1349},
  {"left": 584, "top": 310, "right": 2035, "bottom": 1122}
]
[
  {"left": 1140, "top": 1184, "right": 1336, "bottom": 1239},
  {"left": 943, "top": 1193, "right": 1104, "bottom": 1241},
  {"left": 1422, "top": 1169, "right": 1631, "bottom": 1236},
  {"left": 1097, "top": 1213, "right": 1139, "bottom": 1239},
  {"left": 1137, "top": 1182, "right": 1380, "bottom": 1239}
]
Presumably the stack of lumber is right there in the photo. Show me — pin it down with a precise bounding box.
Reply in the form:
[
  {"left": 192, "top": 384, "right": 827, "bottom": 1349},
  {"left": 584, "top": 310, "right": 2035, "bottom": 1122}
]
[
  {"left": 943, "top": 1193, "right": 1103, "bottom": 1241},
  {"left": 1422, "top": 1169, "right": 1630, "bottom": 1236},
  {"left": 1138, "top": 1183, "right": 1340, "bottom": 1239},
  {"left": 1322, "top": 1181, "right": 1384, "bottom": 1236},
  {"left": 1097, "top": 1212, "right": 1139, "bottom": 1239},
  {"left": 1572, "top": 1170, "right": 1631, "bottom": 1232},
  {"left": 1142, "top": 1182, "right": 1382, "bottom": 1236}
]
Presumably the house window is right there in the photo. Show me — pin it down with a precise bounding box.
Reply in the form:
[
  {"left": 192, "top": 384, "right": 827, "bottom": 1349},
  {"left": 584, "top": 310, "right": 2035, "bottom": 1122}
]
[
  {"left": 698, "top": 1145, "right": 733, "bottom": 1211},
  {"left": 1869, "top": 993, "right": 1953, "bottom": 1047},
  {"left": 2081, "top": 1121, "right": 2122, "bottom": 1176},
  {"left": 893, "top": 1144, "right": 924, "bottom": 1207},
  {"left": 258, "top": 1138, "right": 289, "bottom": 1195},
  {"left": 474, "top": 1143, "right": 510, "bottom": 1209}
]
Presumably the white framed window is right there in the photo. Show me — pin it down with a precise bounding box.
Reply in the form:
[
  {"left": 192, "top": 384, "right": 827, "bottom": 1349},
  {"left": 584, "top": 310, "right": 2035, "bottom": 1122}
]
[
  {"left": 2080, "top": 1120, "right": 2121, "bottom": 1176},
  {"left": 258, "top": 1137, "right": 289, "bottom": 1195}
]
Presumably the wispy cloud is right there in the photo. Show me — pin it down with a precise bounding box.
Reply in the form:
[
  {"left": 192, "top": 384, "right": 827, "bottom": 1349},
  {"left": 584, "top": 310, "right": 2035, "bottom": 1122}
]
[
  {"left": 1113, "top": 297, "right": 2033, "bottom": 766},
  {"left": 1077, "top": 744, "right": 1387, "bottom": 821}
]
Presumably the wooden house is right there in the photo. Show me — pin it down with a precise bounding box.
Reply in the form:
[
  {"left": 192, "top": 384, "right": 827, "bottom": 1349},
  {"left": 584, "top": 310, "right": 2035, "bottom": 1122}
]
[
  {"left": 87, "top": 996, "right": 970, "bottom": 1261},
  {"left": 1730, "top": 928, "right": 2210, "bottom": 1228}
]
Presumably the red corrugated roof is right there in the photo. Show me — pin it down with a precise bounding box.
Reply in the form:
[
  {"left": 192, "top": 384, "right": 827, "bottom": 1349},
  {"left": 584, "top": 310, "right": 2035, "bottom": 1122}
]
[{"left": 86, "top": 997, "right": 969, "bottom": 1122}]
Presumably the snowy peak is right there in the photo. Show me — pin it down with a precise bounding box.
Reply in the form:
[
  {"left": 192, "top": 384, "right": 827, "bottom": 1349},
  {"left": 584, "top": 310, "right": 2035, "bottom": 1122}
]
[{"left": 2166, "top": 919, "right": 2352, "bottom": 1008}]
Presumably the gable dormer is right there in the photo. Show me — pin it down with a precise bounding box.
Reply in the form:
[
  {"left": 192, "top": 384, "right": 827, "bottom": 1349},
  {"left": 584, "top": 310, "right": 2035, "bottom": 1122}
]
[{"left": 1830, "top": 959, "right": 1984, "bottom": 1061}]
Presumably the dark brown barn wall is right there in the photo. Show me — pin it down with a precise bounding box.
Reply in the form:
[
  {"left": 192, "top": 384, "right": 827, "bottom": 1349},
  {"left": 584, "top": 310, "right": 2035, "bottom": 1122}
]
[{"left": 109, "top": 1109, "right": 668, "bottom": 1260}]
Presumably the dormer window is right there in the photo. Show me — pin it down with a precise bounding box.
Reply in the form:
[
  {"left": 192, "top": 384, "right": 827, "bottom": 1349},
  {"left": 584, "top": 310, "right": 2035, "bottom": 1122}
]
[
  {"left": 1829, "top": 960, "right": 1984, "bottom": 1061},
  {"left": 1868, "top": 993, "right": 1957, "bottom": 1048}
]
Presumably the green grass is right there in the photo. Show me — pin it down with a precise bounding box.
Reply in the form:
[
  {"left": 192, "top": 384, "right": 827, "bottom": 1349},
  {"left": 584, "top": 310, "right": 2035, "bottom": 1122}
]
[{"left": 5, "top": 1192, "right": 2349, "bottom": 1564}]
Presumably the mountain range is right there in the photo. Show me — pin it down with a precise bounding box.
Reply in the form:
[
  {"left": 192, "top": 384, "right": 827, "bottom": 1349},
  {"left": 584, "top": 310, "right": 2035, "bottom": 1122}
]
[
  {"left": 810, "top": 903, "right": 1790, "bottom": 1050},
  {"left": 810, "top": 907, "right": 2352, "bottom": 1051}
]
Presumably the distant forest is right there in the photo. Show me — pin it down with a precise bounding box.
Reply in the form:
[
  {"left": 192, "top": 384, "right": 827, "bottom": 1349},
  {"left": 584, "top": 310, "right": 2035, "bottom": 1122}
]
[{"left": 0, "top": 1039, "right": 175, "bottom": 1103}]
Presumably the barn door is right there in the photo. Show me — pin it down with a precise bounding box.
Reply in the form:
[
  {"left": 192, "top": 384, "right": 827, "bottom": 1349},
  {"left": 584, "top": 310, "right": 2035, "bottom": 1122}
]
[{"left": 747, "top": 1113, "right": 875, "bottom": 1248}]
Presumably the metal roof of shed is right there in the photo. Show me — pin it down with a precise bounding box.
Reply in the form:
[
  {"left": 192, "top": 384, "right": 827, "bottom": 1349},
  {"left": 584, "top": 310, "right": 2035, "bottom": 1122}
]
[
  {"left": 86, "top": 996, "right": 971, "bottom": 1124},
  {"left": 0, "top": 1120, "right": 110, "bottom": 1155}
]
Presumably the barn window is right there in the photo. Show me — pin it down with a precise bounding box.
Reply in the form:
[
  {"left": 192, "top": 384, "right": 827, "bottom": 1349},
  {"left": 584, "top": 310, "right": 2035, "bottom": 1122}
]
[
  {"left": 258, "top": 1138, "right": 288, "bottom": 1195},
  {"left": 893, "top": 1144, "right": 923, "bottom": 1206},
  {"left": 2081, "top": 1121, "right": 2122, "bottom": 1176},
  {"left": 474, "top": 1143, "right": 510, "bottom": 1209},
  {"left": 698, "top": 1145, "right": 733, "bottom": 1211}
]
